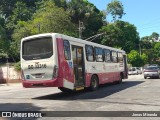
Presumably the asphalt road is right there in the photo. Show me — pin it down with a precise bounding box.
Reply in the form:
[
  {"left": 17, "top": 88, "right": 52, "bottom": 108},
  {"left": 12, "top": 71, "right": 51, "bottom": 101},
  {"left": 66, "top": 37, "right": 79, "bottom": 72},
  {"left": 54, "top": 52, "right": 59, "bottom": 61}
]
[{"left": 0, "top": 74, "right": 160, "bottom": 120}]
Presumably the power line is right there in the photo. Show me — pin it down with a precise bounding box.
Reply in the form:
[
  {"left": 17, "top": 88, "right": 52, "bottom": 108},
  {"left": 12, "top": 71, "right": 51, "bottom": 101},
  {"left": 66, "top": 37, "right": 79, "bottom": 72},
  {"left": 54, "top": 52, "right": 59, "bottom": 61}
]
[
  {"left": 138, "top": 25, "right": 160, "bottom": 31},
  {"left": 85, "top": 32, "right": 106, "bottom": 41},
  {"left": 139, "top": 16, "right": 160, "bottom": 28},
  {"left": 138, "top": 23, "right": 160, "bottom": 33}
]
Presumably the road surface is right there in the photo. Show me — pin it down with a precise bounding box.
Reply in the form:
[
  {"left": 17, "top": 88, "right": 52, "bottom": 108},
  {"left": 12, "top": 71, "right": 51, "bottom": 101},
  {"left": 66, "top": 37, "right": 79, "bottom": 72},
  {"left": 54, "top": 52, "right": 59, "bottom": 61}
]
[{"left": 0, "top": 74, "right": 160, "bottom": 120}]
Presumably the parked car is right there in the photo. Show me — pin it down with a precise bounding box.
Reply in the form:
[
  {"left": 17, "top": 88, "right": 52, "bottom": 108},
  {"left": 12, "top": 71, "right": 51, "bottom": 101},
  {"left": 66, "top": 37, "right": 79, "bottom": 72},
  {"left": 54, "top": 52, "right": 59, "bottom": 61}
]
[
  {"left": 136, "top": 67, "right": 142, "bottom": 74},
  {"left": 128, "top": 67, "right": 138, "bottom": 75},
  {"left": 144, "top": 66, "right": 160, "bottom": 79},
  {"left": 148, "top": 64, "right": 159, "bottom": 67}
]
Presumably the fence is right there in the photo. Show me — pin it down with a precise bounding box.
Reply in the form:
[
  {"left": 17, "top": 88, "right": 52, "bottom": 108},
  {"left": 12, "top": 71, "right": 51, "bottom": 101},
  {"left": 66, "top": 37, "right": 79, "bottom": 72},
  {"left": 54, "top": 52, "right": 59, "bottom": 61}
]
[{"left": 0, "top": 65, "right": 21, "bottom": 84}]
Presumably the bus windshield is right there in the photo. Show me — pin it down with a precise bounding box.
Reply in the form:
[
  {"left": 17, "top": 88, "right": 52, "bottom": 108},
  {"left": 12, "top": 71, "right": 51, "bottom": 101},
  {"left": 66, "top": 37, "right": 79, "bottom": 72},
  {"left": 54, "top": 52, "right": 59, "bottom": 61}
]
[{"left": 22, "top": 37, "right": 53, "bottom": 60}]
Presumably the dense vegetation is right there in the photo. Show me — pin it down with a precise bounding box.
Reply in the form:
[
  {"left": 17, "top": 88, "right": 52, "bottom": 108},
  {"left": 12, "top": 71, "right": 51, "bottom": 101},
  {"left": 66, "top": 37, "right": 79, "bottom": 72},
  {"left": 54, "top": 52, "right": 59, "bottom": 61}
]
[{"left": 0, "top": 0, "right": 159, "bottom": 69}]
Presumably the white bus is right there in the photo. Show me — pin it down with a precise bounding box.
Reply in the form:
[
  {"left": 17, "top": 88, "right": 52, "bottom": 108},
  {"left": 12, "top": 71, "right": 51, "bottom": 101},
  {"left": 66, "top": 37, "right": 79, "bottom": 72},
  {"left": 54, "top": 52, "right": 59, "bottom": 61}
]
[{"left": 21, "top": 33, "right": 128, "bottom": 92}]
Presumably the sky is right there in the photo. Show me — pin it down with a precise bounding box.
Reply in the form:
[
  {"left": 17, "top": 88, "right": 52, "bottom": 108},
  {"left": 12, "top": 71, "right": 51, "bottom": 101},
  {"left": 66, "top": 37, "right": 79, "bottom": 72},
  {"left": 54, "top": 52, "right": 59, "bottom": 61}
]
[{"left": 88, "top": 0, "right": 160, "bottom": 38}]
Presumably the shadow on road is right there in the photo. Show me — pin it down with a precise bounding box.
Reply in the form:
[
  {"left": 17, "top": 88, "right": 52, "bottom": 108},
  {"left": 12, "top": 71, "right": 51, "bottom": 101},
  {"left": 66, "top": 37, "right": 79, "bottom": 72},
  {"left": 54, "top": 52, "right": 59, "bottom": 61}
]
[
  {"left": 0, "top": 103, "right": 43, "bottom": 120},
  {"left": 145, "top": 77, "right": 160, "bottom": 80},
  {"left": 33, "top": 81, "right": 144, "bottom": 100}
]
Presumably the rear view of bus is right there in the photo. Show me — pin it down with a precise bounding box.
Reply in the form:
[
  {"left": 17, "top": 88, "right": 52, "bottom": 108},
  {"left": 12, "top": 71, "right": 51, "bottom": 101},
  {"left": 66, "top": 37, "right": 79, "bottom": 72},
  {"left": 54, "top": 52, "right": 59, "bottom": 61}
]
[
  {"left": 21, "top": 33, "right": 58, "bottom": 88},
  {"left": 21, "top": 33, "right": 128, "bottom": 91}
]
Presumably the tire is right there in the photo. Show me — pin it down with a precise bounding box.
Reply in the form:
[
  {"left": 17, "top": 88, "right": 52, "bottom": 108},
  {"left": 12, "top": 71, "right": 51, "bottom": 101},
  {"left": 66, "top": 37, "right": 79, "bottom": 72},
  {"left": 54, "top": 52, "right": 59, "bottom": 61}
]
[
  {"left": 118, "top": 74, "right": 123, "bottom": 84},
  {"left": 58, "top": 87, "right": 73, "bottom": 93},
  {"left": 144, "top": 76, "right": 147, "bottom": 79},
  {"left": 158, "top": 74, "right": 160, "bottom": 79},
  {"left": 89, "top": 75, "right": 98, "bottom": 91}
]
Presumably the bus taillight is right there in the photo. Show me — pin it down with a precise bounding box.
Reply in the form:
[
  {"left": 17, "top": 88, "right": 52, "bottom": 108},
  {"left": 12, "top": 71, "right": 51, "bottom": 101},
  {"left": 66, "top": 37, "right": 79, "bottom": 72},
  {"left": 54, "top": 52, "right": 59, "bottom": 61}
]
[{"left": 52, "top": 65, "right": 58, "bottom": 79}]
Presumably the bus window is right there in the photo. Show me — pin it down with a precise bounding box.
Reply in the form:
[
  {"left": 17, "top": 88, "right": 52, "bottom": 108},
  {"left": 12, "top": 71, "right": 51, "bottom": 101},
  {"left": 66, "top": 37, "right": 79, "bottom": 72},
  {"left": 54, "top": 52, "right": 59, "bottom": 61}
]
[
  {"left": 22, "top": 37, "right": 53, "bottom": 60},
  {"left": 85, "top": 45, "right": 94, "bottom": 61},
  {"left": 118, "top": 52, "right": 123, "bottom": 63},
  {"left": 103, "top": 49, "right": 111, "bottom": 62},
  {"left": 63, "top": 40, "right": 71, "bottom": 60},
  {"left": 95, "top": 47, "right": 103, "bottom": 62},
  {"left": 111, "top": 51, "right": 118, "bottom": 63}
]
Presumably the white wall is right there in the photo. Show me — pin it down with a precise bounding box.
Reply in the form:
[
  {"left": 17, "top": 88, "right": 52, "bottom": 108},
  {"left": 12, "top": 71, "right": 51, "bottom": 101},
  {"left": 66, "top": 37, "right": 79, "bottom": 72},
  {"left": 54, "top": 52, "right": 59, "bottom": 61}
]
[{"left": 0, "top": 66, "right": 20, "bottom": 81}]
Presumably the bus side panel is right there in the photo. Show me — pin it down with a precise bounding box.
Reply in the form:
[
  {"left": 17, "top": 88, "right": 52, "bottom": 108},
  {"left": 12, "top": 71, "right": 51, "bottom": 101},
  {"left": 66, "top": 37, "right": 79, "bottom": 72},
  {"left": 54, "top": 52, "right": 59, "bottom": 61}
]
[
  {"left": 85, "top": 73, "right": 92, "bottom": 87},
  {"left": 85, "top": 72, "right": 120, "bottom": 87},
  {"left": 99, "top": 72, "right": 119, "bottom": 84},
  {"left": 56, "top": 38, "right": 74, "bottom": 88},
  {"left": 84, "top": 64, "right": 120, "bottom": 87}
]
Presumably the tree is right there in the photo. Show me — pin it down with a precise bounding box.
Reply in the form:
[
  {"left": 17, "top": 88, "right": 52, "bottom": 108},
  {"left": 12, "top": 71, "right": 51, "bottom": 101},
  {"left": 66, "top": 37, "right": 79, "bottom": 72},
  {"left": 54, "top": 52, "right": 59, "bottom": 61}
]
[
  {"left": 128, "top": 50, "right": 143, "bottom": 67},
  {"left": 141, "top": 53, "right": 148, "bottom": 65},
  {"left": 100, "top": 23, "right": 121, "bottom": 45},
  {"left": 154, "top": 42, "right": 160, "bottom": 55},
  {"left": 7, "top": 42, "right": 20, "bottom": 62},
  {"left": 141, "top": 36, "right": 151, "bottom": 41},
  {"left": 100, "top": 20, "right": 139, "bottom": 53},
  {"left": 107, "top": 0, "right": 125, "bottom": 22},
  {"left": 140, "top": 33, "right": 160, "bottom": 64},
  {"left": 11, "top": 1, "right": 76, "bottom": 60},
  {"left": 0, "top": 16, "right": 5, "bottom": 28},
  {"left": 0, "top": 25, "right": 10, "bottom": 60},
  {"left": 5, "top": 2, "right": 32, "bottom": 41},
  {"left": 140, "top": 40, "right": 152, "bottom": 49},
  {"left": 51, "top": 0, "right": 67, "bottom": 9},
  {"left": 0, "top": 0, "right": 38, "bottom": 19},
  {"left": 0, "top": 0, "right": 39, "bottom": 40},
  {"left": 0, "top": 0, "right": 16, "bottom": 18},
  {"left": 66, "top": 0, "right": 103, "bottom": 38},
  {"left": 6, "top": 1, "right": 34, "bottom": 30},
  {"left": 151, "top": 32, "right": 159, "bottom": 40},
  {"left": 0, "top": 25, "right": 9, "bottom": 53},
  {"left": 153, "top": 42, "right": 160, "bottom": 63},
  {"left": 12, "top": 1, "right": 75, "bottom": 41}
]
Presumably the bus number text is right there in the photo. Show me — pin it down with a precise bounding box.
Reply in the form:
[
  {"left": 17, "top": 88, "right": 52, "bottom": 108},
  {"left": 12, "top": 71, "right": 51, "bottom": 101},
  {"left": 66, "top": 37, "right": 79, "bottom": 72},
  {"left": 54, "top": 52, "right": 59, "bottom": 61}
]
[{"left": 28, "top": 63, "right": 47, "bottom": 69}]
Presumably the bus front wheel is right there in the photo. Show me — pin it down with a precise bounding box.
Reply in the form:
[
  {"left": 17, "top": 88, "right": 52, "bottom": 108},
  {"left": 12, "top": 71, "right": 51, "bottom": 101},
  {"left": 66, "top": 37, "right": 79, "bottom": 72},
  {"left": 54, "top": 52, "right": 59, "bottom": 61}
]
[{"left": 89, "top": 75, "right": 98, "bottom": 91}]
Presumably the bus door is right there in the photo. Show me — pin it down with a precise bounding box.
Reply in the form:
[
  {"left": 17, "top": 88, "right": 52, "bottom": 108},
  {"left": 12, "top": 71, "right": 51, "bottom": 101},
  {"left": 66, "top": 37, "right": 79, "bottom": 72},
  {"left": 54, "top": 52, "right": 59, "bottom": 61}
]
[
  {"left": 72, "top": 45, "right": 85, "bottom": 87},
  {"left": 123, "top": 55, "right": 128, "bottom": 78}
]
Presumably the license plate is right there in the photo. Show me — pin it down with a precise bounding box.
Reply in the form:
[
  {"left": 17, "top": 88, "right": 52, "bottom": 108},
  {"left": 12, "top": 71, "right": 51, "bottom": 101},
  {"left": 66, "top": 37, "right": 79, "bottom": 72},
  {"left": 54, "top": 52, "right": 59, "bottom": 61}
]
[{"left": 35, "top": 75, "right": 43, "bottom": 78}]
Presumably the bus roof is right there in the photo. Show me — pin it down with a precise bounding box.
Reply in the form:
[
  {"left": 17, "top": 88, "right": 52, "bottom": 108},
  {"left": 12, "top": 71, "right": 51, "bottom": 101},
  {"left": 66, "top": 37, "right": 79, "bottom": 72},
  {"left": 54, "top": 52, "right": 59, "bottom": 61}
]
[{"left": 21, "top": 33, "right": 126, "bottom": 54}]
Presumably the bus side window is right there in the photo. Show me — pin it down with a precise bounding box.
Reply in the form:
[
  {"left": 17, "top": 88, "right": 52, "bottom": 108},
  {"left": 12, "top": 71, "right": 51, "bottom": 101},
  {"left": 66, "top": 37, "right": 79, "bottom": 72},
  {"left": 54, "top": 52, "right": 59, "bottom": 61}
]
[
  {"left": 118, "top": 52, "right": 123, "bottom": 63},
  {"left": 111, "top": 51, "right": 118, "bottom": 63},
  {"left": 103, "top": 49, "right": 111, "bottom": 62},
  {"left": 85, "top": 45, "right": 94, "bottom": 61},
  {"left": 63, "top": 40, "right": 71, "bottom": 60},
  {"left": 95, "top": 47, "right": 103, "bottom": 62}
]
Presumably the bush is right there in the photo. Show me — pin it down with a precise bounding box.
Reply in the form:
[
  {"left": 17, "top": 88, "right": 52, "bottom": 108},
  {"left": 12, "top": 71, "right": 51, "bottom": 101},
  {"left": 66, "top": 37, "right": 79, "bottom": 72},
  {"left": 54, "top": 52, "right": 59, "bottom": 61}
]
[{"left": 14, "top": 61, "right": 21, "bottom": 71}]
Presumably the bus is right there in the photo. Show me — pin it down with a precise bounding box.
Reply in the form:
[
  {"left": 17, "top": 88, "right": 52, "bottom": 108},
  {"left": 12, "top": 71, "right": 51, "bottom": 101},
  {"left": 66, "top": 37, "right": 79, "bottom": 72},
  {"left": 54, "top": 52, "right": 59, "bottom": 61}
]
[{"left": 21, "top": 33, "right": 128, "bottom": 92}]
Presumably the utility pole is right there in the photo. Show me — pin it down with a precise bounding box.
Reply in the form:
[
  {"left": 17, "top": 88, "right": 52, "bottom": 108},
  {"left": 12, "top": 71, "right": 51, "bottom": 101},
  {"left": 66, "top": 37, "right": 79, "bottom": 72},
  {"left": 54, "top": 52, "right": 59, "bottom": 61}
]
[
  {"left": 78, "top": 20, "right": 85, "bottom": 39},
  {"left": 6, "top": 55, "right": 9, "bottom": 86},
  {"left": 139, "top": 44, "right": 142, "bottom": 56}
]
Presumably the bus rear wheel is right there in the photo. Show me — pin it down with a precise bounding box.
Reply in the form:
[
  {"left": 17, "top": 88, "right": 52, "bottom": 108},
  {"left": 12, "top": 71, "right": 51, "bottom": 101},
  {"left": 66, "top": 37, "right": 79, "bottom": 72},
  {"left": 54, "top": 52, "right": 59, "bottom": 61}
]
[
  {"left": 118, "top": 73, "right": 123, "bottom": 84},
  {"left": 89, "top": 75, "right": 98, "bottom": 91}
]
